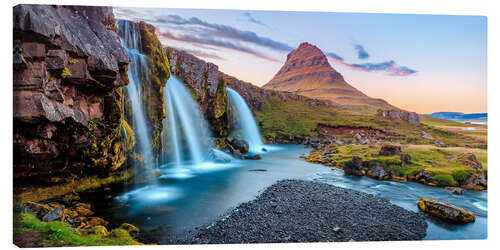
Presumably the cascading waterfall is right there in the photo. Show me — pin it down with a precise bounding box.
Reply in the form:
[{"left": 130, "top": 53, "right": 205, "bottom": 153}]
[
  {"left": 117, "top": 20, "right": 156, "bottom": 178},
  {"left": 160, "top": 76, "right": 215, "bottom": 168},
  {"left": 226, "top": 87, "right": 265, "bottom": 153}
]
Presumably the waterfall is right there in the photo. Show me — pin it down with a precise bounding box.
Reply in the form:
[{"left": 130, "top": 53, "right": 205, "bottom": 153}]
[
  {"left": 226, "top": 87, "right": 264, "bottom": 153},
  {"left": 117, "top": 20, "right": 156, "bottom": 176},
  {"left": 160, "top": 76, "right": 215, "bottom": 167}
]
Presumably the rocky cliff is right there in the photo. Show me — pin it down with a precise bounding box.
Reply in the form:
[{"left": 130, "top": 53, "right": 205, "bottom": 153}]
[
  {"left": 167, "top": 48, "right": 228, "bottom": 137},
  {"left": 13, "top": 5, "right": 131, "bottom": 185},
  {"left": 119, "top": 20, "right": 170, "bottom": 157},
  {"left": 263, "top": 42, "right": 395, "bottom": 114}
]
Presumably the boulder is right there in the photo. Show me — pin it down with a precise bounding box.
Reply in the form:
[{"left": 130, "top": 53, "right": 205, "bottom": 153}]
[
  {"left": 421, "top": 131, "right": 433, "bottom": 140},
  {"left": 230, "top": 138, "right": 250, "bottom": 154},
  {"left": 243, "top": 154, "right": 262, "bottom": 160},
  {"left": 343, "top": 156, "right": 364, "bottom": 176},
  {"left": 91, "top": 225, "right": 109, "bottom": 236},
  {"left": 42, "top": 205, "right": 65, "bottom": 222},
  {"left": 413, "top": 169, "right": 433, "bottom": 184},
  {"left": 379, "top": 145, "right": 401, "bottom": 156},
  {"left": 417, "top": 198, "right": 475, "bottom": 223},
  {"left": 400, "top": 153, "right": 412, "bottom": 166},
  {"left": 207, "top": 149, "right": 233, "bottom": 163},
  {"left": 366, "top": 161, "right": 389, "bottom": 180},
  {"left": 445, "top": 187, "right": 464, "bottom": 195},
  {"left": 435, "top": 140, "right": 446, "bottom": 147},
  {"left": 120, "top": 223, "right": 140, "bottom": 234}
]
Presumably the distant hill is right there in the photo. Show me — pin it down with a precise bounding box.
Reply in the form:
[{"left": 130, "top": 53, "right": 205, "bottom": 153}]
[
  {"left": 425, "top": 112, "right": 487, "bottom": 123},
  {"left": 263, "top": 42, "right": 396, "bottom": 114}
]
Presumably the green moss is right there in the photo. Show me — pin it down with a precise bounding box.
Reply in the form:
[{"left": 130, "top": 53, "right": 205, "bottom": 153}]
[
  {"left": 14, "top": 213, "right": 140, "bottom": 246},
  {"left": 61, "top": 67, "right": 72, "bottom": 78},
  {"left": 119, "top": 119, "right": 135, "bottom": 152},
  {"left": 451, "top": 169, "right": 471, "bottom": 182},
  {"left": 433, "top": 174, "right": 457, "bottom": 186},
  {"left": 68, "top": 58, "right": 78, "bottom": 64},
  {"left": 87, "top": 119, "right": 99, "bottom": 131}
]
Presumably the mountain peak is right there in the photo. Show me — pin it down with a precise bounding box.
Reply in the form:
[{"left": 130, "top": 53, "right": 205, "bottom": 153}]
[{"left": 263, "top": 42, "right": 396, "bottom": 114}]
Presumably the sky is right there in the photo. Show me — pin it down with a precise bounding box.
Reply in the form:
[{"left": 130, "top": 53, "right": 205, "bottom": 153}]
[{"left": 114, "top": 7, "right": 487, "bottom": 114}]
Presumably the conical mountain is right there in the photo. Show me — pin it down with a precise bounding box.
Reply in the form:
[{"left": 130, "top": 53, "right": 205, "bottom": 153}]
[{"left": 263, "top": 42, "right": 395, "bottom": 113}]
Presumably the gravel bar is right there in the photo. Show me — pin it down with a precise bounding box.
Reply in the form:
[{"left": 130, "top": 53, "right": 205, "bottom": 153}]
[{"left": 181, "top": 179, "right": 427, "bottom": 244}]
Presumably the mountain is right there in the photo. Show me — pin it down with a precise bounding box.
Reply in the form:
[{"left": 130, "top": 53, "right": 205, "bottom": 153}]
[
  {"left": 426, "top": 112, "right": 487, "bottom": 123},
  {"left": 263, "top": 42, "right": 395, "bottom": 113}
]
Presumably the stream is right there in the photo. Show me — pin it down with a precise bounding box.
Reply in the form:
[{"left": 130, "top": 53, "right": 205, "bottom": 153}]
[{"left": 80, "top": 144, "right": 487, "bottom": 241}]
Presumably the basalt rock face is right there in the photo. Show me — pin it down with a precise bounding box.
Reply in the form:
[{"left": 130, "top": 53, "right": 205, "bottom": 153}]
[
  {"left": 167, "top": 47, "right": 228, "bottom": 137},
  {"left": 13, "top": 5, "right": 131, "bottom": 184},
  {"left": 263, "top": 42, "right": 395, "bottom": 114},
  {"left": 377, "top": 109, "right": 420, "bottom": 125}
]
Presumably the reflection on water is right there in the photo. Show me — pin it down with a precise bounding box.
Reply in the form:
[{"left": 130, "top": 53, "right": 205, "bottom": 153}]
[{"left": 80, "top": 145, "right": 486, "bottom": 241}]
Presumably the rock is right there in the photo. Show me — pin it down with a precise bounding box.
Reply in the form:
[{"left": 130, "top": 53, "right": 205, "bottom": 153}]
[
  {"left": 400, "top": 153, "right": 412, "bottom": 166},
  {"left": 243, "top": 154, "right": 262, "bottom": 160},
  {"left": 13, "top": 5, "right": 132, "bottom": 183},
  {"left": 86, "top": 217, "right": 109, "bottom": 227},
  {"left": 61, "top": 192, "right": 80, "bottom": 205},
  {"left": 42, "top": 205, "right": 65, "bottom": 222},
  {"left": 73, "top": 203, "right": 94, "bottom": 217},
  {"left": 229, "top": 138, "right": 250, "bottom": 154},
  {"left": 445, "top": 187, "right": 464, "bottom": 195},
  {"left": 377, "top": 109, "right": 420, "bottom": 125},
  {"left": 379, "top": 145, "right": 401, "bottom": 156},
  {"left": 22, "top": 202, "right": 51, "bottom": 218},
  {"left": 417, "top": 198, "right": 475, "bottom": 223},
  {"left": 435, "top": 140, "right": 446, "bottom": 147},
  {"left": 421, "top": 131, "right": 433, "bottom": 140},
  {"left": 91, "top": 225, "right": 109, "bottom": 236},
  {"left": 207, "top": 149, "right": 233, "bottom": 163},
  {"left": 262, "top": 147, "right": 268, "bottom": 152},
  {"left": 366, "top": 161, "right": 389, "bottom": 180},
  {"left": 359, "top": 138, "right": 371, "bottom": 145},
  {"left": 120, "top": 223, "right": 140, "bottom": 234},
  {"left": 248, "top": 169, "right": 267, "bottom": 172},
  {"left": 343, "top": 156, "right": 364, "bottom": 176},
  {"left": 462, "top": 174, "right": 487, "bottom": 190},
  {"left": 413, "top": 169, "right": 433, "bottom": 184}
]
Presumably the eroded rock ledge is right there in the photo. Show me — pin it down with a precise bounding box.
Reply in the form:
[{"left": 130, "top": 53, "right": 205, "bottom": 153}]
[{"left": 14, "top": 5, "right": 130, "bottom": 185}]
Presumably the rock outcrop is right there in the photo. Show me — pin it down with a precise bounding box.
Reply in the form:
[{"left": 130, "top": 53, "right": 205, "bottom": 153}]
[
  {"left": 377, "top": 109, "right": 420, "bottom": 125},
  {"left": 417, "top": 198, "right": 475, "bottom": 223},
  {"left": 13, "top": 5, "right": 131, "bottom": 184},
  {"left": 167, "top": 48, "right": 228, "bottom": 137},
  {"left": 263, "top": 42, "right": 395, "bottom": 113}
]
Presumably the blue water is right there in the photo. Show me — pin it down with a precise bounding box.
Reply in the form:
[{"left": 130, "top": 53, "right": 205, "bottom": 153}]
[{"left": 82, "top": 145, "right": 486, "bottom": 241}]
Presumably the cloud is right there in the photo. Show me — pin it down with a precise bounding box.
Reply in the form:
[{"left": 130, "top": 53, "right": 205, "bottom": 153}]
[
  {"left": 326, "top": 54, "right": 417, "bottom": 76},
  {"left": 242, "top": 12, "right": 267, "bottom": 27},
  {"left": 159, "top": 30, "right": 281, "bottom": 63},
  {"left": 169, "top": 47, "right": 225, "bottom": 60},
  {"left": 155, "top": 15, "right": 293, "bottom": 52},
  {"left": 354, "top": 44, "right": 370, "bottom": 59}
]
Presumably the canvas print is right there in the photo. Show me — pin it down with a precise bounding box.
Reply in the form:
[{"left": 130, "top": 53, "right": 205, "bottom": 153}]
[{"left": 13, "top": 4, "right": 487, "bottom": 247}]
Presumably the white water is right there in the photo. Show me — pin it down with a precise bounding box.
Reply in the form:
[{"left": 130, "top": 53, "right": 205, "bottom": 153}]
[
  {"left": 160, "top": 76, "right": 216, "bottom": 168},
  {"left": 117, "top": 20, "right": 155, "bottom": 174},
  {"left": 226, "top": 87, "right": 265, "bottom": 153}
]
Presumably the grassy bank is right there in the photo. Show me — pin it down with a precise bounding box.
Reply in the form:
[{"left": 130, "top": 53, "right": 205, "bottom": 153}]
[
  {"left": 13, "top": 213, "right": 140, "bottom": 247},
  {"left": 255, "top": 96, "right": 486, "bottom": 148}
]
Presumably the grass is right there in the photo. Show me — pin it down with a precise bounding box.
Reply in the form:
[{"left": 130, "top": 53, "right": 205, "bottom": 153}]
[
  {"left": 315, "top": 144, "right": 487, "bottom": 185},
  {"left": 14, "top": 213, "right": 140, "bottom": 246},
  {"left": 255, "top": 96, "right": 486, "bottom": 148}
]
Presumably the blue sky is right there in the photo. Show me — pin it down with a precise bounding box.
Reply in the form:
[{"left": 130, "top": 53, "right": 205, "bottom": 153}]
[{"left": 114, "top": 7, "right": 487, "bottom": 113}]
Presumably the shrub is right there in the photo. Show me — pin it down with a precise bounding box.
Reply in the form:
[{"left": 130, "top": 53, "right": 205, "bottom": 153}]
[{"left": 61, "top": 67, "right": 72, "bottom": 78}]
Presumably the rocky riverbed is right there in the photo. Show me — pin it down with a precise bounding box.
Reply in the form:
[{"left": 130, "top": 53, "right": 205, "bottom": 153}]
[{"left": 147, "top": 179, "right": 427, "bottom": 244}]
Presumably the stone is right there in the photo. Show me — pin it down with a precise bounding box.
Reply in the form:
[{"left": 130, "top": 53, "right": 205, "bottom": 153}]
[
  {"left": 379, "top": 145, "right": 401, "bottom": 156},
  {"left": 243, "top": 154, "right": 262, "bottom": 160},
  {"left": 445, "top": 187, "right": 464, "bottom": 195},
  {"left": 400, "top": 153, "right": 412, "bottom": 166},
  {"left": 120, "top": 223, "right": 140, "bottom": 234},
  {"left": 421, "top": 131, "right": 433, "bottom": 140},
  {"left": 230, "top": 138, "right": 250, "bottom": 154},
  {"left": 435, "top": 140, "right": 446, "bottom": 147},
  {"left": 417, "top": 198, "right": 475, "bottom": 223},
  {"left": 42, "top": 205, "right": 65, "bottom": 222},
  {"left": 343, "top": 156, "right": 364, "bottom": 176},
  {"left": 366, "top": 161, "right": 389, "bottom": 180},
  {"left": 91, "top": 225, "right": 109, "bottom": 236}
]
